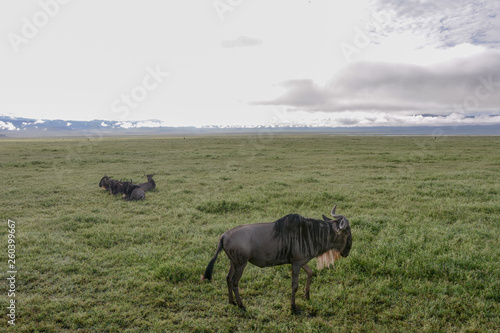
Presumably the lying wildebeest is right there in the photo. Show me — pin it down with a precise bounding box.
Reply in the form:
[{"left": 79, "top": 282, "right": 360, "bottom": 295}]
[
  {"left": 122, "top": 181, "right": 146, "bottom": 201},
  {"left": 138, "top": 173, "right": 156, "bottom": 192},
  {"left": 202, "top": 205, "right": 352, "bottom": 313},
  {"left": 99, "top": 176, "right": 124, "bottom": 195},
  {"left": 99, "top": 175, "right": 111, "bottom": 191},
  {"left": 108, "top": 179, "right": 125, "bottom": 195}
]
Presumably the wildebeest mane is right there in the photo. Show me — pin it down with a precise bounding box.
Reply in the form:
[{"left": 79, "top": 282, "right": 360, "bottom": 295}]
[{"left": 272, "top": 214, "right": 334, "bottom": 259}]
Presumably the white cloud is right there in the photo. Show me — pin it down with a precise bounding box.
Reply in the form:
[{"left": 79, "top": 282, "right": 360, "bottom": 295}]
[
  {"left": 115, "top": 120, "right": 169, "bottom": 129},
  {"left": 134, "top": 121, "right": 166, "bottom": 128},
  {"left": 116, "top": 122, "right": 134, "bottom": 129},
  {"left": 0, "top": 121, "right": 16, "bottom": 131},
  {"left": 270, "top": 110, "right": 500, "bottom": 127}
]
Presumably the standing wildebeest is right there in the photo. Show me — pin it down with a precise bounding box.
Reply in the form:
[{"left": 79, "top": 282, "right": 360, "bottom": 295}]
[
  {"left": 138, "top": 173, "right": 156, "bottom": 192},
  {"left": 122, "top": 181, "right": 146, "bottom": 201},
  {"left": 202, "top": 205, "right": 352, "bottom": 313}
]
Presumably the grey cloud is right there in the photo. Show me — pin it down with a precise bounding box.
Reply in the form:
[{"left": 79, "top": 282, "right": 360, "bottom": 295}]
[
  {"left": 254, "top": 50, "right": 500, "bottom": 114},
  {"left": 221, "top": 36, "right": 263, "bottom": 48},
  {"left": 263, "top": 80, "right": 328, "bottom": 107},
  {"left": 373, "top": 0, "right": 500, "bottom": 47}
]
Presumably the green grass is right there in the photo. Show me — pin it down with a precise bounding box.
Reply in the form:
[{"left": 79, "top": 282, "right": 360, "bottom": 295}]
[{"left": 1, "top": 135, "right": 499, "bottom": 332}]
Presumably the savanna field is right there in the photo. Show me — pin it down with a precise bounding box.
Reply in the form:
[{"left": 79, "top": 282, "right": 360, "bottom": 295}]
[{"left": 1, "top": 134, "right": 499, "bottom": 332}]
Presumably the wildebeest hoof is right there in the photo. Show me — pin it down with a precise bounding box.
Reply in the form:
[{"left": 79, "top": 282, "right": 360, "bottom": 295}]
[
  {"left": 291, "top": 306, "right": 302, "bottom": 315},
  {"left": 229, "top": 301, "right": 237, "bottom": 306}
]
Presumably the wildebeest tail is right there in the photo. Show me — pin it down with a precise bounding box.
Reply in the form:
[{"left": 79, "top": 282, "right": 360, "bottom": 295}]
[{"left": 202, "top": 235, "right": 224, "bottom": 282}]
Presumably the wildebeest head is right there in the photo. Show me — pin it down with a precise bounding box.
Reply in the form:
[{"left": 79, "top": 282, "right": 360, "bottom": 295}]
[
  {"left": 322, "top": 205, "right": 352, "bottom": 258},
  {"left": 99, "top": 175, "right": 110, "bottom": 189}
]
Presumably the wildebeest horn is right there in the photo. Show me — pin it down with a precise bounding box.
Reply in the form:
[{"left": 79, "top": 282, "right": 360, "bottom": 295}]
[
  {"left": 331, "top": 205, "right": 337, "bottom": 217},
  {"left": 331, "top": 205, "right": 344, "bottom": 221}
]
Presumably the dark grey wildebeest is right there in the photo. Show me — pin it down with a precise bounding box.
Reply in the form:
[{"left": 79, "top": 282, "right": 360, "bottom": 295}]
[
  {"left": 138, "top": 173, "right": 156, "bottom": 192},
  {"left": 99, "top": 176, "right": 124, "bottom": 195},
  {"left": 202, "top": 205, "right": 352, "bottom": 313},
  {"left": 122, "top": 181, "right": 145, "bottom": 201}
]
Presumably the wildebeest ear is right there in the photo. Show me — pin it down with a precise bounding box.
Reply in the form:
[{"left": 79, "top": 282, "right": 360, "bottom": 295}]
[{"left": 323, "top": 214, "right": 333, "bottom": 222}]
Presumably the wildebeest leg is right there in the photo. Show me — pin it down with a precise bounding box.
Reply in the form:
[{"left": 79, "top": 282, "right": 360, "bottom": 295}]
[
  {"left": 226, "top": 264, "right": 236, "bottom": 306},
  {"left": 290, "top": 264, "right": 301, "bottom": 313},
  {"left": 302, "top": 264, "right": 313, "bottom": 300},
  {"left": 231, "top": 263, "right": 247, "bottom": 310}
]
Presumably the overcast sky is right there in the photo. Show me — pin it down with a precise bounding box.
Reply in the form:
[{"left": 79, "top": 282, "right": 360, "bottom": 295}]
[{"left": 1, "top": 0, "right": 500, "bottom": 127}]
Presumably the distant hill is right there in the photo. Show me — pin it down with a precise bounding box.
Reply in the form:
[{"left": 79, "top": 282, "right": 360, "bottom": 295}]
[{"left": 1, "top": 115, "right": 499, "bottom": 137}]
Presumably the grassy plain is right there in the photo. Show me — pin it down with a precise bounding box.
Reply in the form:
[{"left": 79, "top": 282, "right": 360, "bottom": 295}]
[{"left": 1, "top": 134, "right": 499, "bottom": 332}]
